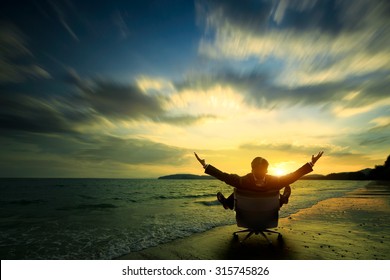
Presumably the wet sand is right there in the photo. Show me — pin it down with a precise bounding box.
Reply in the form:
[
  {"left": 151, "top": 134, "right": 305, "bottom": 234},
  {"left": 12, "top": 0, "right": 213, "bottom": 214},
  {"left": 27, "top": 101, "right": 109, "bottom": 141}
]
[{"left": 116, "top": 181, "right": 390, "bottom": 260}]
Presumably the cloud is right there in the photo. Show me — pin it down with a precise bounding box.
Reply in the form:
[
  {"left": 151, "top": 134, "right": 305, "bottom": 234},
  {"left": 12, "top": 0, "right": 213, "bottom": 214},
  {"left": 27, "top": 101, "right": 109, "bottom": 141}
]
[
  {"left": 0, "top": 69, "right": 218, "bottom": 137},
  {"left": 239, "top": 141, "right": 350, "bottom": 157},
  {"left": 0, "top": 93, "right": 76, "bottom": 134},
  {"left": 199, "top": 0, "right": 390, "bottom": 37},
  {"left": 136, "top": 76, "right": 175, "bottom": 94},
  {"left": 177, "top": 0, "right": 390, "bottom": 118},
  {"left": 332, "top": 97, "right": 390, "bottom": 118},
  {"left": 67, "top": 73, "right": 218, "bottom": 126},
  {"left": 74, "top": 135, "right": 190, "bottom": 166},
  {"left": 1, "top": 131, "right": 190, "bottom": 167},
  {"left": 74, "top": 79, "right": 167, "bottom": 121},
  {"left": 113, "top": 10, "right": 130, "bottom": 39},
  {"left": 0, "top": 132, "right": 192, "bottom": 177},
  {"left": 196, "top": 0, "right": 390, "bottom": 87},
  {"left": 0, "top": 23, "right": 51, "bottom": 84},
  {"left": 173, "top": 67, "right": 389, "bottom": 119},
  {"left": 370, "top": 116, "right": 390, "bottom": 128},
  {"left": 196, "top": 0, "right": 272, "bottom": 33},
  {"left": 198, "top": 25, "right": 390, "bottom": 85},
  {"left": 357, "top": 123, "right": 390, "bottom": 147},
  {"left": 48, "top": 0, "right": 80, "bottom": 41}
]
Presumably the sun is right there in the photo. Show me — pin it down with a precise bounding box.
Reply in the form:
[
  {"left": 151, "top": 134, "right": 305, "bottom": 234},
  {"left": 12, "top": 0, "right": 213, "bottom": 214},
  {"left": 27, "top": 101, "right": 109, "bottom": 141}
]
[
  {"left": 274, "top": 168, "right": 286, "bottom": 176},
  {"left": 269, "top": 166, "right": 287, "bottom": 176}
]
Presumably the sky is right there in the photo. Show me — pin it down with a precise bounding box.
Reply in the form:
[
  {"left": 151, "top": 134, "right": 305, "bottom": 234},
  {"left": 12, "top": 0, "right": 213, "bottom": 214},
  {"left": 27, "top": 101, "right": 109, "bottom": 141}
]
[{"left": 0, "top": 0, "right": 389, "bottom": 178}]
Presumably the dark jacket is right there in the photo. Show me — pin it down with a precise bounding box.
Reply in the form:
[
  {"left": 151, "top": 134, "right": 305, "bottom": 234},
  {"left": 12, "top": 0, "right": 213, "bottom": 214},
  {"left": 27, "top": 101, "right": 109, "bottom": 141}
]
[{"left": 205, "top": 163, "right": 313, "bottom": 192}]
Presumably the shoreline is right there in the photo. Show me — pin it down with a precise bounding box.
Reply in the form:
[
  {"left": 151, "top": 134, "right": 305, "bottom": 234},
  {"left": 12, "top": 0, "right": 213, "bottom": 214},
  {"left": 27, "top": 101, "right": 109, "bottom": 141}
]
[{"left": 116, "top": 182, "right": 390, "bottom": 260}]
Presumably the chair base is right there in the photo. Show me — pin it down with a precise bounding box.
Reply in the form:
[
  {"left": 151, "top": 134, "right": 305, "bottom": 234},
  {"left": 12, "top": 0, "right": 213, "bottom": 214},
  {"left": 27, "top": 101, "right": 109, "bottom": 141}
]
[{"left": 233, "top": 228, "right": 282, "bottom": 244}]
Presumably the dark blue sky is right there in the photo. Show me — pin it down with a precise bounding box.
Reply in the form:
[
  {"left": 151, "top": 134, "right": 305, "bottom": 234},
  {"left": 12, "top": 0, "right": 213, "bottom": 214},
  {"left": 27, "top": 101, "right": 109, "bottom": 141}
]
[{"left": 2, "top": 0, "right": 199, "bottom": 81}]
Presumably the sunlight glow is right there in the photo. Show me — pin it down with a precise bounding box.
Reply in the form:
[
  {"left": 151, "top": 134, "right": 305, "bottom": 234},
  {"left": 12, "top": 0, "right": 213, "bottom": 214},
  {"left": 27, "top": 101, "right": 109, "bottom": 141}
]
[{"left": 270, "top": 167, "right": 287, "bottom": 176}]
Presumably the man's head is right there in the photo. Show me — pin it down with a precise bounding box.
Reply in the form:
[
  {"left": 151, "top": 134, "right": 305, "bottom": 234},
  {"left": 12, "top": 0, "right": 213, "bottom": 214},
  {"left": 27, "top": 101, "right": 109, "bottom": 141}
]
[{"left": 251, "top": 157, "right": 269, "bottom": 178}]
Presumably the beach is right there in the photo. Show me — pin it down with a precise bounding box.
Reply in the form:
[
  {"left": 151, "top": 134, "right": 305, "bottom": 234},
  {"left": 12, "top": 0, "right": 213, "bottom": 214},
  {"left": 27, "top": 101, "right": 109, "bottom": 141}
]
[{"left": 117, "top": 181, "right": 390, "bottom": 260}]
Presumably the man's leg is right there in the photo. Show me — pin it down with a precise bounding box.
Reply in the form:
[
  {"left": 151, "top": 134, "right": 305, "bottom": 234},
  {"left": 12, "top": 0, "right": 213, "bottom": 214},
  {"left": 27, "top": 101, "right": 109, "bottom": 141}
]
[
  {"left": 279, "top": 185, "right": 291, "bottom": 207},
  {"left": 217, "top": 192, "right": 234, "bottom": 210}
]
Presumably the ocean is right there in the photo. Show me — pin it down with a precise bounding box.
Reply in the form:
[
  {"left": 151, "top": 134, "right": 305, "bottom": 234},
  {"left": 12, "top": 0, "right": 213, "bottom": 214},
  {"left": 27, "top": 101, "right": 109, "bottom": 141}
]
[{"left": 0, "top": 178, "right": 369, "bottom": 259}]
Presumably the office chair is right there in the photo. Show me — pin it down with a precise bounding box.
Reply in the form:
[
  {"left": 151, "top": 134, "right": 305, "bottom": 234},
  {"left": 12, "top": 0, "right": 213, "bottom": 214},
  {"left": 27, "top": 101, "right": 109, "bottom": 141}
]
[{"left": 233, "top": 188, "right": 284, "bottom": 244}]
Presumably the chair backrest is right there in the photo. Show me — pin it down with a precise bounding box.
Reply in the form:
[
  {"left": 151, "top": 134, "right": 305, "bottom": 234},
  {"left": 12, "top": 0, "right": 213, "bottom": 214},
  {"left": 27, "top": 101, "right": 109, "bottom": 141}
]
[{"left": 234, "top": 188, "right": 280, "bottom": 230}]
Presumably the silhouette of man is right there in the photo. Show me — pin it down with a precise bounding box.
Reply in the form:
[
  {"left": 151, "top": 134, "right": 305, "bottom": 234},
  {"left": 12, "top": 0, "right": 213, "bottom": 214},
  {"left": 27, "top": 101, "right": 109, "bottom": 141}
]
[{"left": 194, "top": 151, "right": 323, "bottom": 210}]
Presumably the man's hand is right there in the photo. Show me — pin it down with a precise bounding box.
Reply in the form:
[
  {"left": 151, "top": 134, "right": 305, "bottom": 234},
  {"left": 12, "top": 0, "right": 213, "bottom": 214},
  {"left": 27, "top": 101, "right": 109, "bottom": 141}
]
[
  {"left": 311, "top": 151, "right": 324, "bottom": 166},
  {"left": 194, "top": 152, "right": 206, "bottom": 168}
]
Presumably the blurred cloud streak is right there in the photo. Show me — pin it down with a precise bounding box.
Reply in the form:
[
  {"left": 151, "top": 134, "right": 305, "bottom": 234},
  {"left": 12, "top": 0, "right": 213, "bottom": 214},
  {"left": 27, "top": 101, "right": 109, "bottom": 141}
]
[{"left": 0, "top": 24, "right": 50, "bottom": 83}]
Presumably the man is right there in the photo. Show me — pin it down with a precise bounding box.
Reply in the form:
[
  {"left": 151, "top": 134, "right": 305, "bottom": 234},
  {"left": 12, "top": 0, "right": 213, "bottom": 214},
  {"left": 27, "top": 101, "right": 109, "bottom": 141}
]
[{"left": 194, "top": 151, "right": 324, "bottom": 210}]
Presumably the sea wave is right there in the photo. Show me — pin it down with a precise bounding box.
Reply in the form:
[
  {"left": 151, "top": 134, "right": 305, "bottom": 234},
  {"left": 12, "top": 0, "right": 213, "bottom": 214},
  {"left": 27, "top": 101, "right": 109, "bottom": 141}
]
[
  {"left": 0, "top": 199, "right": 48, "bottom": 206},
  {"left": 195, "top": 200, "right": 220, "bottom": 206},
  {"left": 154, "top": 193, "right": 215, "bottom": 200},
  {"left": 57, "top": 203, "right": 118, "bottom": 211}
]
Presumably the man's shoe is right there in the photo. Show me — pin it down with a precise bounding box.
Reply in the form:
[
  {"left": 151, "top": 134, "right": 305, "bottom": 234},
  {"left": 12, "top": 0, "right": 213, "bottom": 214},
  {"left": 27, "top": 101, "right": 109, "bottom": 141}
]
[
  {"left": 280, "top": 185, "right": 291, "bottom": 207},
  {"left": 217, "top": 192, "right": 229, "bottom": 209}
]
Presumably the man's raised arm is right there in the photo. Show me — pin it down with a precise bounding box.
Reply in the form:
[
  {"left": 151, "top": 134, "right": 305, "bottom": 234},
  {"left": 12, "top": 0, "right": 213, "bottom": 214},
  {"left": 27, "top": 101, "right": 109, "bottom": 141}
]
[
  {"left": 194, "top": 152, "right": 207, "bottom": 168},
  {"left": 310, "top": 151, "right": 324, "bottom": 166},
  {"left": 194, "top": 152, "right": 241, "bottom": 188},
  {"left": 278, "top": 151, "right": 324, "bottom": 186}
]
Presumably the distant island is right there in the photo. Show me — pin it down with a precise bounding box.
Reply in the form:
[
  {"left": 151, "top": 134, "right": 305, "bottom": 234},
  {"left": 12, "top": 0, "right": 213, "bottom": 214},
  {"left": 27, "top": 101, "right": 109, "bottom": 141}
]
[
  {"left": 303, "top": 155, "right": 389, "bottom": 180},
  {"left": 159, "top": 155, "right": 390, "bottom": 181},
  {"left": 301, "top": 169, "right": 371, "bottom": 180},
  {"left": 158, "top": 174, "right": 215, "bottom": 180}
]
